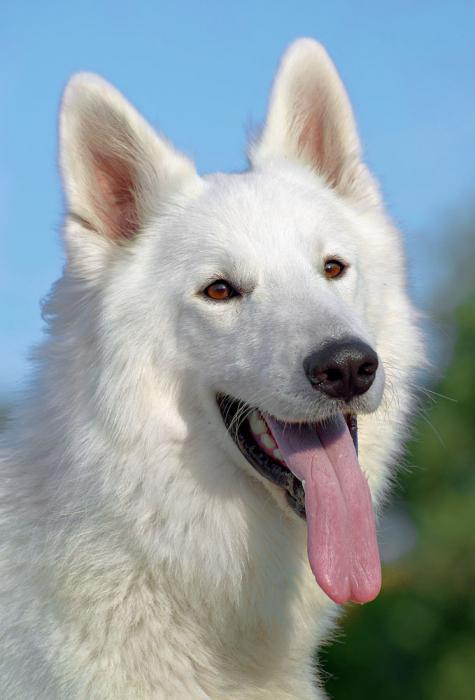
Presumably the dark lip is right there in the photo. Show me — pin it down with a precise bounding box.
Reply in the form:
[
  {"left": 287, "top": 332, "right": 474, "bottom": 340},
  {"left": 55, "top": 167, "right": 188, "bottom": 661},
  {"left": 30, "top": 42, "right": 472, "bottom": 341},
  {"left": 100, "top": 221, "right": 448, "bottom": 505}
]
[{"left": 217, "top": 394, "right": 358, "bottom": 520}]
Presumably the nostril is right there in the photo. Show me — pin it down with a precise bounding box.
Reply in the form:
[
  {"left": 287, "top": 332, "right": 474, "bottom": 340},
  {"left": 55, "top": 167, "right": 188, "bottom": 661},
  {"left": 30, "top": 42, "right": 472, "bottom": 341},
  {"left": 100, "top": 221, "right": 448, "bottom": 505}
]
[
  {"left": 312, "top": 367, "right": 343, "bottom": 385},
  {"left": 358, "top": 361, "right": 377, "bottom": 377}
]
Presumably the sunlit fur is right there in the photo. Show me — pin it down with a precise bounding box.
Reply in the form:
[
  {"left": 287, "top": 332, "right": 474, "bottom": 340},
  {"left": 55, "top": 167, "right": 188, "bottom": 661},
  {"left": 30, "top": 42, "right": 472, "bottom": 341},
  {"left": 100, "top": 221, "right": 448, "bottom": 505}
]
[{"left": 0, "top": 39, "right": 423, "bottom": 698}]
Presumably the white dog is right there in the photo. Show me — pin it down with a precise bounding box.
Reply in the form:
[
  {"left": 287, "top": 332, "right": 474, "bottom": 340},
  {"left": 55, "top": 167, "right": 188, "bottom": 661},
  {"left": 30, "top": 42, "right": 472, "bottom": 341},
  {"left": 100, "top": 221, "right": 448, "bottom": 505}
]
[{"left": 0, "top": 39, "right": 423, "bottom": 698}]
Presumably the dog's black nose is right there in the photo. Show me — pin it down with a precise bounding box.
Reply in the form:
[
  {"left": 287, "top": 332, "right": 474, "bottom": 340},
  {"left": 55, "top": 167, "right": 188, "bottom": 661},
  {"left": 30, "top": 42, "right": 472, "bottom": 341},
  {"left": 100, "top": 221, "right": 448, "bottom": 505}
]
[{"left": 303, "top": 338, "right": 378, "bottom": 402}]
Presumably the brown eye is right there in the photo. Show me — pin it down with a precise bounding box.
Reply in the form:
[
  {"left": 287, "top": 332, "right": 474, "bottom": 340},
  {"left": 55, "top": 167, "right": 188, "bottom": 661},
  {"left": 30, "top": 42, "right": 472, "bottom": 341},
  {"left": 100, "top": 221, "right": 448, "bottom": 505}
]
[
  {"left": 203, "top": 280, "right": 239, "bottom": 301},
  {"left": 324, "top": 259, "right": 346, "bottom": 279}
]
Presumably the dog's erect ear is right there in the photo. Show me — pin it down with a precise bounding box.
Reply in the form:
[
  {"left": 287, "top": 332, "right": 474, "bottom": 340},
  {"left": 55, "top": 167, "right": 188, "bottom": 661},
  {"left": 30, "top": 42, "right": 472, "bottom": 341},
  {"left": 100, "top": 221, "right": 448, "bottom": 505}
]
[
  {"left": 60, "top": 74, "right": 198, "bottom": 245},
  {"left": 251, "top": 39, "right": 379, "bottom": 203}
]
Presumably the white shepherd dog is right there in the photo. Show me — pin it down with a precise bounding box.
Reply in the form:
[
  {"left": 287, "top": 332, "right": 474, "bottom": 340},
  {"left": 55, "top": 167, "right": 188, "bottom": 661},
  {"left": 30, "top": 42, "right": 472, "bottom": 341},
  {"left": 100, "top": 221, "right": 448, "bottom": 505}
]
[{"left": 0, "top": 39, "right": 423, "bottom": 698}]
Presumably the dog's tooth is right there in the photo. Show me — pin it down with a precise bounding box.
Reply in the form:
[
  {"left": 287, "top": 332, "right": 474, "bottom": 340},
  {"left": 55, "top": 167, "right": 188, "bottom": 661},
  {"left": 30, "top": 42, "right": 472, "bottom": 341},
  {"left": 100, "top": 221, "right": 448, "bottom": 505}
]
[
  {"left": 249, "top": 411, "right": 266, "bottom": 436},
  {"left": 261, "top": 433, "right": 276, "bottom": 450},
  {"left": 273, "top": 449, "right": 283, "bottom": 461},
  {"left": 302, "top": 479, "right": 306, "bottom": 492}
]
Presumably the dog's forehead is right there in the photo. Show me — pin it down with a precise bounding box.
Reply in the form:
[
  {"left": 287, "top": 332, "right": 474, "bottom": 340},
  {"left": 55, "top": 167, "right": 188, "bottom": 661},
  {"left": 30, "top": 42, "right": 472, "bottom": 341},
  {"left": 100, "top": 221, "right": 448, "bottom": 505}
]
[
  {"left": 188, "top": 166, "right": 355, "bottom": 249},
  {"left": 152, "top": 165, "right": 364, "bottom": 281}
]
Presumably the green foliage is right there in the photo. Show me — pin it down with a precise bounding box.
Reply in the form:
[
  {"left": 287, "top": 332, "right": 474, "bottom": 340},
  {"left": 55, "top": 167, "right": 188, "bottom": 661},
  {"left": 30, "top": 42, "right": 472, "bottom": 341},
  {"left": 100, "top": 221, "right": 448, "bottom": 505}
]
[{"left": 322, "top": 289, "right": 475, "bottom": 699}]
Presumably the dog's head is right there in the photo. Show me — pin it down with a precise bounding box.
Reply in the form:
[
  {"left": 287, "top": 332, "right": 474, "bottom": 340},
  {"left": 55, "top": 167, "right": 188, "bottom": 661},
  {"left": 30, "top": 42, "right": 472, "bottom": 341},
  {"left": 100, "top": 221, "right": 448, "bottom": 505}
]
[{"left": 59, "top": 39, "right": 422, "bottom": 603}]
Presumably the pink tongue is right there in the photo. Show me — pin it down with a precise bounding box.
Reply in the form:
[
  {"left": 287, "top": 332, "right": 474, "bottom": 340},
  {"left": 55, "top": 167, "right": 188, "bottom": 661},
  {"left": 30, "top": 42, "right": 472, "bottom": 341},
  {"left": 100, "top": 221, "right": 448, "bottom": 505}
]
[{"left": 266, "top": 415, "right": 381, "bottom": 604}]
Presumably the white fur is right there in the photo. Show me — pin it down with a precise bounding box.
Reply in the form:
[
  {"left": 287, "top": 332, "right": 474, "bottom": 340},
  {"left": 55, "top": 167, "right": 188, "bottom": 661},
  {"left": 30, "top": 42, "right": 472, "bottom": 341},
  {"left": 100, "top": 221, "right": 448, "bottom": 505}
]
[{"left": 0, "top": 39, "right": 423, "bottom": 699}]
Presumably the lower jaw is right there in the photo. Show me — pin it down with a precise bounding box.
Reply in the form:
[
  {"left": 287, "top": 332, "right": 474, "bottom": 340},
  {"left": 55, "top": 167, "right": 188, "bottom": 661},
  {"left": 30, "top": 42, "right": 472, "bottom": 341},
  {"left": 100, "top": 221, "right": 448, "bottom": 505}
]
[{"left": 217, "top": 394, "right": 357, "bottom": 519}]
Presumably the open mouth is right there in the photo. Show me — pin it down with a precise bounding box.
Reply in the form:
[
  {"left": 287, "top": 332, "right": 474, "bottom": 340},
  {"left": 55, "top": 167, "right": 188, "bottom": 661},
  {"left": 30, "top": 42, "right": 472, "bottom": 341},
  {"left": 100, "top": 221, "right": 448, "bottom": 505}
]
[
  {"left": 217, "top": 394, "right": 357, "bottom": 520},
  {"left": 217, "top": 393, "right": 381, "bottom": 605}
]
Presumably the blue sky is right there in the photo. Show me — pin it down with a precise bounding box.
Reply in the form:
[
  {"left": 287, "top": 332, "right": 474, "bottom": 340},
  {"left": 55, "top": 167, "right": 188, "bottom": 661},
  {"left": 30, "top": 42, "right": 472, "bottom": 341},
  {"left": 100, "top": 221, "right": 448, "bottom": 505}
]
[{"left": 1, "top": 1, "right": 474, "bottom": 393}]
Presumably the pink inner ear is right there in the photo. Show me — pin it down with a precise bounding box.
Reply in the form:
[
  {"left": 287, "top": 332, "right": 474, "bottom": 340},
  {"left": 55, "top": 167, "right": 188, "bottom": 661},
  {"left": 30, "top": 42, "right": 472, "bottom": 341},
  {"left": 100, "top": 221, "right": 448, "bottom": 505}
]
[
  {"left": 295, "top": 83, "right": 343, "bottom": 187},
  {"left": 91, "top": 152, "right": 139, "bottom": 241},
  {"left": 297, "top": 107, "right": 341, "bottom": 190}
]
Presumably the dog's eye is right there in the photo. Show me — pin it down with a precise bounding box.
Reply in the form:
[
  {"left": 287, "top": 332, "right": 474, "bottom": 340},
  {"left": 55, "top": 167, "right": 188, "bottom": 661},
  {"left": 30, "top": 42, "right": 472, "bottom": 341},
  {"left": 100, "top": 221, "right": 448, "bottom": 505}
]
[
  {"left": 323, "top": 259, "right": 346, "bottom": 279},
  {"left": 203, "top": 280, "right": 240, "bottom": 301}
]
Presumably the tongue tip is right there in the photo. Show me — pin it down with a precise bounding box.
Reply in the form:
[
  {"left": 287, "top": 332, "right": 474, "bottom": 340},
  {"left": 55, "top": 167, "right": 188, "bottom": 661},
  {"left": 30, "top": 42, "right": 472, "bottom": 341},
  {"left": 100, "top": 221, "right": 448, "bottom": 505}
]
[
  {"left": 323, "top": 586, "right": 382, "bottom": 606},
  {"left": 315, "top": 575, "right": 351, "bottom": 606},
  {"left": 316, "top": 570, "right": 382, "bottom": 605},
  {"left": 350, "top": 575, "right": 382, "bottom": 605},
  {"left": 349, "top": 583, "right": 382, "bottom": 605}
]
